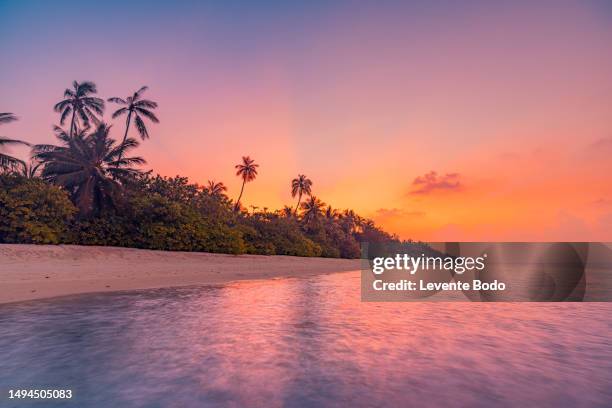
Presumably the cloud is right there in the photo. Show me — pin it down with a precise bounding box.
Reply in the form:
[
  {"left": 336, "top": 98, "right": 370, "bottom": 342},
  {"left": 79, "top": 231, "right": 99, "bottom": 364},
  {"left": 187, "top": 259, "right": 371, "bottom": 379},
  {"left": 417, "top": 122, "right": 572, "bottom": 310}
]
[
  {"left": 375, "top": 208, "right": 425, "bottom": 218},
  {"left": 550, "top": 211, "right": 592, "bottom": 240},
  {"left": 597, "top": 213, "right": 612, "bottom": 232},
  {"left": 430, "top": 223, "right": 466, "bottom": 241},
  {"left": 589, "top": 137, "right": 612, "bottom": 150},
  {"left": 584, "top": 137, "right": 612, "bottom": 160},
  {"left": 592, "top": 198, "right": 612, "bottom": 207},
  {"left": 499, "top": 152, "right": 520, "bottom": 161},
  {"left": 409, "top": 171, "right": 462, "bottom": 195}
]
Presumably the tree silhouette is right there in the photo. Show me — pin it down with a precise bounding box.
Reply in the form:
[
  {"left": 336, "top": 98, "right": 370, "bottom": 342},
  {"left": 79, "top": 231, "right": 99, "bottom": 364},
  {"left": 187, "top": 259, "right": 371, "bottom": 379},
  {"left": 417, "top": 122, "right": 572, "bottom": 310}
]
[
  {"left": 54, "top": 81, "right": 104, "bottom": 136},
  {"left": 0, "top": 113, "right": 29, "bottom": 170},
  {"left": 291, "top": 174, "right": 312, "bottom": 214},
  {"left": 107, "top": 86, "right": 159, "bottom": 163},
  {"left": 301, "top": 196, "right": 325, "bottom": 226},
  {"left": 205, "top": 180, "right": 228, "bottom": 199},
  {"left": 33, "top": 124, "right": 144, "bottom": 216},
  {"left": 234, "top": 156, "right": 258, "bottom": 211}
]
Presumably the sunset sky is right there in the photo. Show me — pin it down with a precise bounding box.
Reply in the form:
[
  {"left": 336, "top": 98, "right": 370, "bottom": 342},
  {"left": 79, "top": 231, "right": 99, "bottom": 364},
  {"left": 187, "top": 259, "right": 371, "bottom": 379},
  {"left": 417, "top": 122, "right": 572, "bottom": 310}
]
[{"left": 1, "top": 0, "right": 611, "bottom": 240}]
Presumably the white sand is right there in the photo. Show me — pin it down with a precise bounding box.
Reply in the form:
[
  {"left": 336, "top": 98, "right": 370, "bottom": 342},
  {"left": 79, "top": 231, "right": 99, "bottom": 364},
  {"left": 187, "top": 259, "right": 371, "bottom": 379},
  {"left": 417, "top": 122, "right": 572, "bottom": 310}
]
[{"left": 0, "top": 244, "right": 360, "bottom": 304}]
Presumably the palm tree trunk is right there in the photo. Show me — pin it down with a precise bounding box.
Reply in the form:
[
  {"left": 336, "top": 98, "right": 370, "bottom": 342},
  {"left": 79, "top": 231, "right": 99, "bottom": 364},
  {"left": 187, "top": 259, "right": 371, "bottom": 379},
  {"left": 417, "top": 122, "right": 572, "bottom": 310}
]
[
  {"left": 234, "top": 179, "right": 246, "bottom": 211},
  {"left": 117, "top": 111, "right": 133, "bottom": 166},
  {"left": 70, "top": 110, "right": 76, "bottom": 137},
  {"left": 294, "top": 191, "right": 302, "bottom": 215}
]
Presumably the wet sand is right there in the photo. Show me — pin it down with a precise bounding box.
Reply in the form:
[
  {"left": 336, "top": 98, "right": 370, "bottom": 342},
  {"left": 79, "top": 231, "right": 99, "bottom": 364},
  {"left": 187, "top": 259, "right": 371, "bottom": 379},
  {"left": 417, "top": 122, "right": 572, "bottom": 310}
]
[{"left": 0, "top": 244, "right": 360, "bottom": 304}]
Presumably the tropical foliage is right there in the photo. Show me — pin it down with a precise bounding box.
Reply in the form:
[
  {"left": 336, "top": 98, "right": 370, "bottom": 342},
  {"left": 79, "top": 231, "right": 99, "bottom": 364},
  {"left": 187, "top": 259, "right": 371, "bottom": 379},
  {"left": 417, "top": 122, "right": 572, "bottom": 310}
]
[
  {"left": 33, "top": 124, "right": 144, "bottom": 216},
  {"left": 301, "top": 195, "right": 325, "bottom": 226},
  {"left": 0, "top": 113, "right": 29, "bottom": 170},
  {"left": 107, "top": 86, "right": 159, "bottom": 162},
  {"left": 204, "top": 180, "right": 227, "bottom": 199},
  {"left": 234, "top": 156, "right": 258, "bottom": 211},
  {"left": 0, "top": 175, "right": 76, "bottom": 244},
  {"left": 54, "top": 81, "right": 104, "bottom": 136},
  {"left": 291, "top": 174, "right": 312, "bottom": 214},
  {"left": 15, "top": 160, "right": 43, "bottom": 179},
  {"left": 0, "top": 81, "right": 399, "bottom": 258}
]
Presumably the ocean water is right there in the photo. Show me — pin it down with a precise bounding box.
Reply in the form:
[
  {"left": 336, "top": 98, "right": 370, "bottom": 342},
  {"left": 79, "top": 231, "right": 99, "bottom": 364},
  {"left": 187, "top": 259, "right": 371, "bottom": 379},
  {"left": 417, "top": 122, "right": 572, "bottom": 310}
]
[{"left": 0, "top": 271, "right": 611, "bottom": 407}]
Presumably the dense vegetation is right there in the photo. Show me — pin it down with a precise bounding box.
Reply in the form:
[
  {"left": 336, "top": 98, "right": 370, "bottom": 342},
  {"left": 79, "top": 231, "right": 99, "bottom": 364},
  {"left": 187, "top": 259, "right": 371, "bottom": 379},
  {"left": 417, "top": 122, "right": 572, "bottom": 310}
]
[{"left": 0, "top": 81, "right": 398, "bottom": 258}]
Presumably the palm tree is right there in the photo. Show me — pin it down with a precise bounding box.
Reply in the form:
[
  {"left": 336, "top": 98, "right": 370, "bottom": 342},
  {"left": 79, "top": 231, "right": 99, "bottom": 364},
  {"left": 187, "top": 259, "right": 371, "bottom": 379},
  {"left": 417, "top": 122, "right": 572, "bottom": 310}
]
[
  {"left": 0, "top": 112, "right": 18, "bottom": 124},
  {"left": 325, "top": 205, "right": 338, "bottom": 220},
  {"left": 301, "top": 196, "right": 325, "bottom": 225},
  {"left": 234, "top": 156, "right": 258, "bottom": 211},
  {"left": 33, "top": 123, "right": 145, "bottom": 216},
  {"left": 280, "top": 205, "right": 294, "bottom": 218},
  {"left": 0, "top": 113, "right": 29, "bottom": 170},
  {"left": 54, "top": 81, "right": 105, "bottom": 136},
  {"left": 291, "top": 174, "right": 312, "bottom": 214},
  {"left": 15, "top": 160, "right": 43, "bottom": 178},
  {"left": 205, "top": 180, "right": 227, "bottom": 199},
  {"left": 339, "top": 209, "right": 365, "bottom": 234},
  {"left": 340, "top": 209, "right": 355, "bottom": 233},
  {"left": 107, "top": 86, "right": 159, "bottom": 162}
]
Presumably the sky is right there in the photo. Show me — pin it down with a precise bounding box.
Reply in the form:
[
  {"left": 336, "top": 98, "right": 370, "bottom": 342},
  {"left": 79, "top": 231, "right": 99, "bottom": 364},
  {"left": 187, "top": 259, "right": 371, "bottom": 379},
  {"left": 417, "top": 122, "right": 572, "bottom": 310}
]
[{"left": 1, "top": 0, "right": 611, "bottom": 240}]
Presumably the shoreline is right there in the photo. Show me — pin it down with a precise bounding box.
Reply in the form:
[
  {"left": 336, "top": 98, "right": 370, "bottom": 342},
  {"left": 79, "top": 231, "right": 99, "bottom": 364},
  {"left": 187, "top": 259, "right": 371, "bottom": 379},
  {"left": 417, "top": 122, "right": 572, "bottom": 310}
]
[{"left": 0, "top": 244, "right": 361, "bottom": 305}]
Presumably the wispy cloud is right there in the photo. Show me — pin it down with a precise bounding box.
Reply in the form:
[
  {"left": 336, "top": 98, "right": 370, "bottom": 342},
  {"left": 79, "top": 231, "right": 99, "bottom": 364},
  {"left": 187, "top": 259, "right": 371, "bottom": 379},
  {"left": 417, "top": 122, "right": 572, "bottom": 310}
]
[
  {"left": 589, "top": 137, "right": 612, "bottom": 151},
  {"left": 409, "top": 171, "right": 462, "bottom": 195},
  {"left": 375, "top": 208, "right": 426, "bottom": 218},
  {"left": 592, "top": 198, "right": 612, "bottom": 207},
  {"left": 499, "top": 152, "right": 520, "bottom": 161}
]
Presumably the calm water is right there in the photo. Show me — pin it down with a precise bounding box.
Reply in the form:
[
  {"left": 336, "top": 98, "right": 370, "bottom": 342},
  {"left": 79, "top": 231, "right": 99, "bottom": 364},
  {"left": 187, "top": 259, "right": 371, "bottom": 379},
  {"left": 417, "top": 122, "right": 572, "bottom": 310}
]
[{"left": 1, "top": 271, "right": 611, "bottom": 407}]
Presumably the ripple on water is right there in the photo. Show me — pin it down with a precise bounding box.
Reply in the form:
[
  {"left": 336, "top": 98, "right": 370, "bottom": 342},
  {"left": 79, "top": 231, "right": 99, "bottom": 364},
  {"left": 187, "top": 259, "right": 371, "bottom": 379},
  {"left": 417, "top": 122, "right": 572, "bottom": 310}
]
[{"left": 0, "top": 271, "right": 611, "bottom": 407}]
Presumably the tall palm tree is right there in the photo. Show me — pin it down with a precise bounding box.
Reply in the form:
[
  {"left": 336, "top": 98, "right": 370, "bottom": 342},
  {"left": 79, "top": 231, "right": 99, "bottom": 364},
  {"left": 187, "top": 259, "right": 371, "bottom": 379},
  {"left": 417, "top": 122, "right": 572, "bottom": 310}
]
[
  {"left": 0, "top": 113, "right": 29, "bottom": 170},
  {"left": 234, "top": 156, "right": 258, "bottom": 211},
  {"left": 301, "top": 196, "right": 325, "bottom": 225},
  {"left": 33, "top": 123, "right": 144, "bottom": 216},
  {"left": 205, "top": 180, "right": 227, "bottom": 199},
  {"left": 54, "top": 81, "right": 105, "bottom": 136},
  {"left": 291, "top": 174, "right": 312, "bottom": 214},
  {"left": 107, "top": 86, "right": 159, "bottom": 162}
]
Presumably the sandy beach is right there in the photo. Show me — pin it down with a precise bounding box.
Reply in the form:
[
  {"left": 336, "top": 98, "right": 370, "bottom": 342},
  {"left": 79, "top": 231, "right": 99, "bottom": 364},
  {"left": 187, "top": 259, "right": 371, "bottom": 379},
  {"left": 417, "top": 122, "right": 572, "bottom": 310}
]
[{"left": 0, "top": 244, "right": 360, "bottom": 304}]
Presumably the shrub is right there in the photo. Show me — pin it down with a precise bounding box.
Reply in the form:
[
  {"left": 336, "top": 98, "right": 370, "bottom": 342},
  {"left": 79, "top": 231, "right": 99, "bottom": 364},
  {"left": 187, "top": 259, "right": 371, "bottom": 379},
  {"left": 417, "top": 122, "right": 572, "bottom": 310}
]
[
  {"left": 0, "top": 175, "right": 76, "bottom": 244},
  {"left": 302, "top": 219, "right": 362, "bottom": 258},
  {"left": 240, "top": 215, "right": 322, "bottom": 257},
  {"left": 70, "top": 213, "right": 134, "bottom": 247},
  {"left": 70, "top": 192, "right": 246, "bottom": 254},
  {"left": 1, "top": 171, "right": 394, "bottom": 259}
]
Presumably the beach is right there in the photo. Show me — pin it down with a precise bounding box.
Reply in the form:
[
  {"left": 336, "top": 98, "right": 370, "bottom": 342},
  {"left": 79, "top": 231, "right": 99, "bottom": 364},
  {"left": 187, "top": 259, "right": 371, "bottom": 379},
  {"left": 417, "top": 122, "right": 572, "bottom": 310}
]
[{"left": 0, "top": 244, "right": 360, "bottom": 304}]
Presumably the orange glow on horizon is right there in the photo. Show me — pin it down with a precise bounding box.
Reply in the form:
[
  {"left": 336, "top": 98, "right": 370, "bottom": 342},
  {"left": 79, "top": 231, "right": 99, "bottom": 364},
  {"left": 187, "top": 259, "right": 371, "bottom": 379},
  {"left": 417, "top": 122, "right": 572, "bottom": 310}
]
[{"left": 2, "top": 1, "right": 611, "bottom": 241}]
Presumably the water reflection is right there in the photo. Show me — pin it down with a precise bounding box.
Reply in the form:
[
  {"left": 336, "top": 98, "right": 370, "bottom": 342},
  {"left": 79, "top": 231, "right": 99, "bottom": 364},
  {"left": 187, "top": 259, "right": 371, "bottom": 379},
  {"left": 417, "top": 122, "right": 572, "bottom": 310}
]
[{"left": 1, "top": 272, "right": 611, "bottom": 407}]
